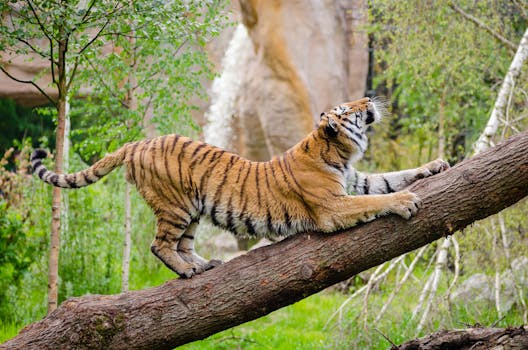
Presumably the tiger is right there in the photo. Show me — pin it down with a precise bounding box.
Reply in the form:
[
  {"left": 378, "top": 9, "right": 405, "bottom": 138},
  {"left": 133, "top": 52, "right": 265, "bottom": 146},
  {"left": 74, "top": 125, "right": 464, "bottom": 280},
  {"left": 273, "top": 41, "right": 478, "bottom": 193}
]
[{"left": 31, "top": 97, "right": 449, "bottom": 278}]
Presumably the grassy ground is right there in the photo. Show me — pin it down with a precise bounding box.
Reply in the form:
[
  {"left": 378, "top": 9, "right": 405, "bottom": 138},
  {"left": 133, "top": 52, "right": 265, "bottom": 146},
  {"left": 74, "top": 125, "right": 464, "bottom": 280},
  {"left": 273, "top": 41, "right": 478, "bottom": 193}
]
[{"left": 179, "top": 292, "right": 349, "bottom": 350}]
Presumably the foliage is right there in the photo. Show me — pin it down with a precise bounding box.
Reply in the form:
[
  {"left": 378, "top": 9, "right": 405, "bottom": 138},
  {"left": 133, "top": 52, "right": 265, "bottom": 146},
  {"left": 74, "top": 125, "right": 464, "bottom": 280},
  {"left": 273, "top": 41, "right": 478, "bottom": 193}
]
[
  {"left": 70, "top": 0, "right": 228, "bottom": 161},
  {"left": 0, "top": 143, "right": 48, "bottom": 321},
  {"left": 0, "top": 99, "right": 55, "bottom": 156},
  {"left": 368, "top": 0, "right": 527, "bottom": 163}
]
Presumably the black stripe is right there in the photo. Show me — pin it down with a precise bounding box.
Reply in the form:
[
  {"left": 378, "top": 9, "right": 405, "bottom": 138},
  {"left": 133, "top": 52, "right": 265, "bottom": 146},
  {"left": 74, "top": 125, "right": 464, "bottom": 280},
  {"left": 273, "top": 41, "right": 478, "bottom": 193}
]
[
  {"left": 190, "top": 148, "right": 211, "bottom": 168},
  {"left": 138, "top": 139, "right": 152, "bottom": 182},
  {"left": 320, "top": 150, "right": 343, "bottom": 172},
  {"left": 181, "top": 234, "right": 194, "bottom": 240},
  {"left": 266, "top": 207, "right": 274, "bottom": 234},
  {"left": 384, "top": 177, "right": 395, "bottom": 193},
  {"left": 190, "top": 143, "right": 206, "bottom": 159},
  {"left": 302, "top": 141, "right": 310, "bottom": 153},
  {"left": 128, "top": 142, "right": 140, "bottom": 183},
  {"left": 363, "top": 177, "right": 370, "bottom": 194},
  {"left": 342, "top": 124, "right": 364, "bottom": 146},
  {"left": 283, "top": 206, "right": 291, "bottom": 233},
  {"left": 177, "top": 140, "right": 193, "bottom": 193},
  {"left": 31, "top": 160, "right": 42, "bottom": 172},
  {"left": 65, "top": 174, "right": 79, "bottom": 188},
  {"left": 158, "top": 216, "right": 188, "bottom": 230},
  {"left": 170, "top": 135, "right": 181, "bottom": 154},
  {"left": 344, "top": 117, "right": 360, "bottom": 129},
  {"left": 38, "top": 167, "right": 47, "bottom": 179},
  {"left": 235, "top": 161, "right": 246, "bottom": 183},
  {"left": 351, "top": 169, "right": 359, "bottom": 192},
  {"left": 82, "top": 172, "right": 96, "bottom": 184},
  {"left": 50, "top": 174, "right": 59, "bottom": 186},
  {"left": 210, "top": 155, "right": 236, "bottom": 226},
  {"left": 225, "top": 201, "right": 236, "bottom": 233},
  {"left": 233, "top": 163, "right": 254, "bottom": 234},
  {"left": 255, "top": 162, "right": 261, "bottom": 204},
  {"left": 245, "top": 216, "right": 256, "bottom": 236}
]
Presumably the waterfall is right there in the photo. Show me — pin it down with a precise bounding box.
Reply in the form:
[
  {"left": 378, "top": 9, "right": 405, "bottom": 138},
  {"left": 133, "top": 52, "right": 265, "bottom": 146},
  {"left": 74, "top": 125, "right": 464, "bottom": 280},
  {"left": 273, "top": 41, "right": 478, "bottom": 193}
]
[{"left": 203, "top": 24, "right": 253, "bottom": 149}]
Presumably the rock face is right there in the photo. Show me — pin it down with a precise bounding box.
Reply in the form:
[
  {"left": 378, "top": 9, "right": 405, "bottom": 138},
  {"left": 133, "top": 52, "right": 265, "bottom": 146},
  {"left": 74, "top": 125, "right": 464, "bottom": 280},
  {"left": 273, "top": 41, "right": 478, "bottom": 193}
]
[
  {"left": 205, "top": 0, "right": 369, "bottom": 160},
  {"left": 239, "top": 0, "right": 369, "bottom": 159}
]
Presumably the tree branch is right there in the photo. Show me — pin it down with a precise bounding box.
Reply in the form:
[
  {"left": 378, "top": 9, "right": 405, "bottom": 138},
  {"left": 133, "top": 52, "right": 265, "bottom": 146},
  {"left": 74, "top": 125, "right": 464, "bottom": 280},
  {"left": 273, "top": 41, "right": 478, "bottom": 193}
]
[
  {"left": 26, "top": 0, "right": 54, "bottom": 44},
  {"left": 448, "top": 2, "right": 517, "bottom": 52},
  {"left": 0, "top": 65, "right": 57, "bottom": 106},
  {"left": 2, "top": 131, "right": 528, "bottom": 350},
  {"left": 394, "top": 326, "right": 528, "bottom": 349}
]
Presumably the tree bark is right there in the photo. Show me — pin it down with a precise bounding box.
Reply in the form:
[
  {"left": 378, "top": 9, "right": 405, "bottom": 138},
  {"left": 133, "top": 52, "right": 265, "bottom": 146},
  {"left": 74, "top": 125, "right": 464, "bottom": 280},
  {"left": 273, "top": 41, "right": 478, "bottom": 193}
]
[
  {"left": 47, "top": 35, "right": 69, "bottom": 313},
  {"left": 394, "top": 326, "right": 528, "bottom": 350},
  {"left": 3, "top": 131, "right": 528, "bottom": 350}
]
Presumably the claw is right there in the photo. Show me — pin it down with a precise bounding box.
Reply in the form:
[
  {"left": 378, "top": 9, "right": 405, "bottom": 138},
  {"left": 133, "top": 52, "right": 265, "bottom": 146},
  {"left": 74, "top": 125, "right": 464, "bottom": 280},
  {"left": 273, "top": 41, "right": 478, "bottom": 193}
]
[{"left": 204, "top": 259, "right": 223, "bottom": 271}]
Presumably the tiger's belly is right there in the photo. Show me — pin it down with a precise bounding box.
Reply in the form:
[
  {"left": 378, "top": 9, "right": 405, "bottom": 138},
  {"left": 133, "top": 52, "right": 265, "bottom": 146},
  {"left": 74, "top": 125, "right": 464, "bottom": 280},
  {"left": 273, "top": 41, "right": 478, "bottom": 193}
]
[{"left": 202, "top": 199, "right": 316, "bottom": 238}]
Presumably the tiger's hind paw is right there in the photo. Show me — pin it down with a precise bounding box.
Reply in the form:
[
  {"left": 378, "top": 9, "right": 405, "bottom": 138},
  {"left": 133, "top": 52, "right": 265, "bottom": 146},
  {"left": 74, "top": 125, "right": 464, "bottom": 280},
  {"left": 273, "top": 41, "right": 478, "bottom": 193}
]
[
  {"left": 177, "top": 259, "right": 223, "bottom": 278},
  {"left": 204, "top": 259, "right": 223, "bottom": 271}
]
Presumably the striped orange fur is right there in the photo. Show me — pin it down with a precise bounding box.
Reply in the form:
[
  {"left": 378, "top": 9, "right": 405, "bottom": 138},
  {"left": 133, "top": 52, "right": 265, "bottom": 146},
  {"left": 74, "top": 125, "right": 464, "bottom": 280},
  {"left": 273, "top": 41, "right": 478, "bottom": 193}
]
[{"left": 31, "top": 97, "right": 449, "bottom": 278}]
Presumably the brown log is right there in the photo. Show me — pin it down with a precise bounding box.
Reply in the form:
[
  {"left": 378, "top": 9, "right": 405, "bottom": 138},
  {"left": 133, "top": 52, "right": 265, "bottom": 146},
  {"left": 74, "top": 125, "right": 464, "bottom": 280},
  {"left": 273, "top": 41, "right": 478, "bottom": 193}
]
[
  {"left": 394, "top": 326, "right": 528, "bottom": 350},
  {"left": 2, "top": 131, "right": 528, "bottom": 350}
]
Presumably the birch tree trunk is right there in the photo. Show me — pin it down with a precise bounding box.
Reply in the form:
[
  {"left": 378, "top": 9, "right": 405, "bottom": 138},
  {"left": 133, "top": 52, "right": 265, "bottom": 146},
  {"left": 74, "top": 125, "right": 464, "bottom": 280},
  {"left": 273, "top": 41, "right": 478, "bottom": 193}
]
[
  {"left": 473, "top": 27, "right": 528, "bottom": 153},
  {"left": 47, "top": 33, "right": 69, "bottom": 313},
  {"left": 121, "top": 26, "right": 138, "bottom": 292},
  {"left": 3, "top": 131, "right": 528, "bottom": 350},
  {"left": 121, "top": 182, "right": 132, "bottom": 292}
]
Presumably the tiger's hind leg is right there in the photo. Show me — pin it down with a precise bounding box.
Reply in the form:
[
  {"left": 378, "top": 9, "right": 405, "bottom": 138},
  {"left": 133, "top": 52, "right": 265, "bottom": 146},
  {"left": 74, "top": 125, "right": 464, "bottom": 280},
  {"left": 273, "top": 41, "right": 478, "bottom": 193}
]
[
  {"left": 151, "top": 219, "right": 222, "bottom": 278},
  {"left": 151, "top": 219, "right": 201, "bottom": 278},
  {"left": 176, "top": 222, "right": 223, "bottom": 272}
]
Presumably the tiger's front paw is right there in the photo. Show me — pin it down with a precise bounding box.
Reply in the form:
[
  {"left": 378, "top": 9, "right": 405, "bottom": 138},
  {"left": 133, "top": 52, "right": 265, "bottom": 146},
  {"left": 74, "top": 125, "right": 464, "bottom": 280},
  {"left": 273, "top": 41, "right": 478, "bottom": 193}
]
[
  {"left": 390, "top": 190, "right": 421, "bottom": 219},
  {"left": 417, "top": 158, "right": 450, "bottom": 179}
]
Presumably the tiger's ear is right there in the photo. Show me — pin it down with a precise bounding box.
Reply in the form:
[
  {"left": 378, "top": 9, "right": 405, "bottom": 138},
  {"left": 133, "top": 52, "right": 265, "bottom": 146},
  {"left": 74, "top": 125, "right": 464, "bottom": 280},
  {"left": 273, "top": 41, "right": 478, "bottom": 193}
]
[{"left": 325, "top": 116, "right": 339, "bottom": 137}]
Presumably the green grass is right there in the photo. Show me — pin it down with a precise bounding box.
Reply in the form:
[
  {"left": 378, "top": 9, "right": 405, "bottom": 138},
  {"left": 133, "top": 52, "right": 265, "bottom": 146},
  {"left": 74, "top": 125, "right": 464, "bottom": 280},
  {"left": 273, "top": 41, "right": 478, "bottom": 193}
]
[
  {"left": 0, "top": 321, "right": 21, "bottom": 343},
  {"left": 179, "top": 292, "right": 349, "bottom": 350}
]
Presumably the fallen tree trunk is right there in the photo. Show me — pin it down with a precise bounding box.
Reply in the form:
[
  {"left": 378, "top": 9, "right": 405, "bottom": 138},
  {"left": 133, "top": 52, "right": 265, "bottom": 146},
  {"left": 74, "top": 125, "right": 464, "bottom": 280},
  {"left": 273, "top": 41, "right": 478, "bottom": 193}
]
[
  {"left": 3, "top": 131, "right": 528, "bottom": 350},
  {"left": 394, "top": 326, "right": 528, "bottom": 350}
]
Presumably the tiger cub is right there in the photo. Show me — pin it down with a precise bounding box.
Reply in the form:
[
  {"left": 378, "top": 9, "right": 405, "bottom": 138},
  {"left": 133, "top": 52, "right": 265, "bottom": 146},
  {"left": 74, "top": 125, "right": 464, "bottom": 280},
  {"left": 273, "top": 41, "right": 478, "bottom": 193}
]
[{"left": 31, "top": 97, "right": 449, "bottom": 278}]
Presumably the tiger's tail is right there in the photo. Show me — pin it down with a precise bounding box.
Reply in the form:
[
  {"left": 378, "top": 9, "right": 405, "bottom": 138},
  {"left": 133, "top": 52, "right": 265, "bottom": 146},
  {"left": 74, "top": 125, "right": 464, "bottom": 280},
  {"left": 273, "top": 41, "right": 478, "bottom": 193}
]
[{"left": 30, "top": 146, "right": 128, "bottom": 188}]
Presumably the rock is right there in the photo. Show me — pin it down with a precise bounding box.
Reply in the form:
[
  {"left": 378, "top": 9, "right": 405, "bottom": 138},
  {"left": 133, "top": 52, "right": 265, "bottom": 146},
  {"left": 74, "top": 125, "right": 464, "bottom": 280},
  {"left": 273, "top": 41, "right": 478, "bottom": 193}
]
[
  {"left": 451, "top": 273, "right": 494, "bottom": 304},
  {"left": 451, "top": 256, "right": 528, "bottom": 313}
]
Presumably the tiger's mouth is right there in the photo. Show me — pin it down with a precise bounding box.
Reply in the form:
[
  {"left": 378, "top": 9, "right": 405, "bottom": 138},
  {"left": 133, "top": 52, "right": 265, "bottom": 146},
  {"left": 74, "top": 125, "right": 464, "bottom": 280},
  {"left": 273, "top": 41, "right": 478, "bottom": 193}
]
[{"left": 365, "top": 100, "right": 382, "bottom": 125}]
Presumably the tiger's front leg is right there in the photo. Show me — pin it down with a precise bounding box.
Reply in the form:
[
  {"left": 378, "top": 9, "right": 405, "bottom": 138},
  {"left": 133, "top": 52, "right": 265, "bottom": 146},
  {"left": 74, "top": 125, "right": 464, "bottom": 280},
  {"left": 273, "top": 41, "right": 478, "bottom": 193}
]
[
  {"left": 348, "top": 159, "right": 450, "bottom": 195},
  {"left": 317, "top": 190, "right": 421, "bottom": 232}
]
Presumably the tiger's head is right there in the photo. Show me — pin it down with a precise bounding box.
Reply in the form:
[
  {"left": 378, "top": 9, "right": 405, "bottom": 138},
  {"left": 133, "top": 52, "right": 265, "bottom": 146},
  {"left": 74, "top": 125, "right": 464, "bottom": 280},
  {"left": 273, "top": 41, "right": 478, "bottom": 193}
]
[{"left": 318, "top": 97, "right": 383, "bottom": 155}]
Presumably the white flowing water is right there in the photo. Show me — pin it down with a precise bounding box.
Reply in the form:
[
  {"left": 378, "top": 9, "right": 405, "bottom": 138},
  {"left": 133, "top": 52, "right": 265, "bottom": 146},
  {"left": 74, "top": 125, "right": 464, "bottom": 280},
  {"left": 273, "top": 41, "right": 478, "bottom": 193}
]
[{"left": 203, "top": 23, "right": 254, "bottom": 149}]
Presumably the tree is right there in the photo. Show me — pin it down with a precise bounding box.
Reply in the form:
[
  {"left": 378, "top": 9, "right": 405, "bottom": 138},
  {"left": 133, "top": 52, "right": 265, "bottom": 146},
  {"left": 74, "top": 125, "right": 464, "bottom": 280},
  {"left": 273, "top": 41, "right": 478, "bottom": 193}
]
[
  {"left": 0, "top": 0, "right": 226, "bottom": 310},
  {"left": 2, "top": 130, "right": 527, "bottom": 350},
  {"left": 0, "top": 0, "right": 132, "bottom": 313}
]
